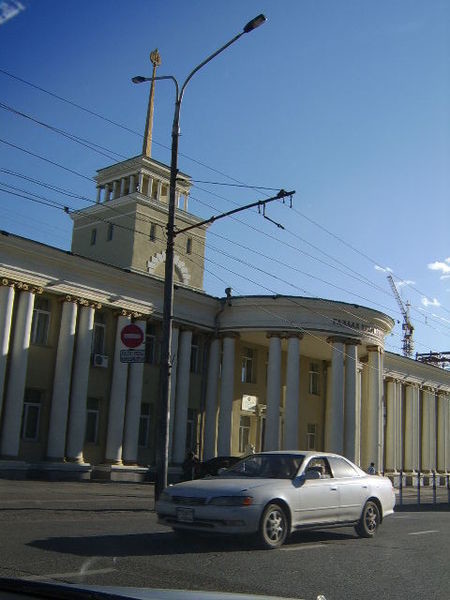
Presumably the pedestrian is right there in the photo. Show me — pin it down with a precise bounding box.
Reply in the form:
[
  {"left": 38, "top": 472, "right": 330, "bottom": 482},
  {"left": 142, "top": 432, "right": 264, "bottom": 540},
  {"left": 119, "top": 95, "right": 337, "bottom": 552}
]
[
  {"left": 367, "top": 462, "right": 376, "bottom": 475},
  {"left": 182, "top": 450, "right": 200, "bottom": 480}
]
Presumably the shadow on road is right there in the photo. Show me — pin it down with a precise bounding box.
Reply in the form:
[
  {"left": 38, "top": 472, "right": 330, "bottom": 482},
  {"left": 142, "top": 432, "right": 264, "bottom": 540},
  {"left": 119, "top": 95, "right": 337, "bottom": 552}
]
[{"left": 28, "top": 528, "right": 355, "bottom": 557}]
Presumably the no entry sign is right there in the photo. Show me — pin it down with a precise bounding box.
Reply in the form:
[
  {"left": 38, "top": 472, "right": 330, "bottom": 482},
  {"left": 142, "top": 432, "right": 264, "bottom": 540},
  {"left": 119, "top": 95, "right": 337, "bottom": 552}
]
[{"left": 120, "top": 323, "right": 144, "bottom": 349}]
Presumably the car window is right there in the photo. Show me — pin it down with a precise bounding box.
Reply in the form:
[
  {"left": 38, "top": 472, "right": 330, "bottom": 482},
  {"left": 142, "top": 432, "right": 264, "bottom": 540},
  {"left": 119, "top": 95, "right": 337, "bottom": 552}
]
[
  {"left": 305, "top": 457, "right": 332, "bottom": 478},
  {"left": 328, "top": 456, "right": 360, "bottom": 478},
  {"left": 224, "top": 454, "right": 305, "bottom": 479}
]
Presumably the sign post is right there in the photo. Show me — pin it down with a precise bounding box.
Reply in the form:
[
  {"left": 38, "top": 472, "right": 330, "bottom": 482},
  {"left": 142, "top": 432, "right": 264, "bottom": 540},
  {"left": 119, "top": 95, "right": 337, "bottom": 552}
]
[{"left": 120, "top": 323, "right": 145, "bottom": 363}]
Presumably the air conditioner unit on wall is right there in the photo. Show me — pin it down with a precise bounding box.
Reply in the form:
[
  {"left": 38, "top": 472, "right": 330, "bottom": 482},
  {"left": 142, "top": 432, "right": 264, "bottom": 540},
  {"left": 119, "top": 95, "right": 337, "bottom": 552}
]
[{"left": 93, "top": 354, "right": 109, "bottom": 368}]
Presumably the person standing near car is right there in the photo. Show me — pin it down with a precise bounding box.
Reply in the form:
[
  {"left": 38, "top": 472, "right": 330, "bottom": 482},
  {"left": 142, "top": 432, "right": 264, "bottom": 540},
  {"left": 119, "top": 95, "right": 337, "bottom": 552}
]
[
  {"left": 182, "top": 450, "right": 200, "bottom": 480},
  {"left": 367, "top": 462, "right": 376, "bottom": 475}
]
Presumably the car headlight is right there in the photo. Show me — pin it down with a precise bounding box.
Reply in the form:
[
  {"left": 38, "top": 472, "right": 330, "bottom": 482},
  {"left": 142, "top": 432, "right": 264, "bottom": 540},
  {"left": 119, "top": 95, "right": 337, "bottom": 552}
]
[
  {"left": 158, "top": 491, "right": 172, "bottom": 503},
  {"left": 208, "top": 496, "right": 253, "bottom": 506}
]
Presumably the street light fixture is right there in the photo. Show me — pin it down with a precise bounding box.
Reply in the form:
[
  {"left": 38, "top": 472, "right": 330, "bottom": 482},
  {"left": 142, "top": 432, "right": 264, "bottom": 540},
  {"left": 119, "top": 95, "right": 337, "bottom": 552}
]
[{"left": 132, "top": 14, "right": 266, "bottom": 499}]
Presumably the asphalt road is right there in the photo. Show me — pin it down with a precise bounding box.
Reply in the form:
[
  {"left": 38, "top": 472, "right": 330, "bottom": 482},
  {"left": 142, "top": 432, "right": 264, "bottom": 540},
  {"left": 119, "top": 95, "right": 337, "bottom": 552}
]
[{"left": 0, "top": 480, "right": 448, "bottom": 600}]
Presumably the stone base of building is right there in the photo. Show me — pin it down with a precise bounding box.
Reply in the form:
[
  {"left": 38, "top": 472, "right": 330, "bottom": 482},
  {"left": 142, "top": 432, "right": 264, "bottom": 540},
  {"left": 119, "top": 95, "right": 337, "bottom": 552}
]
[
  {"left": 0, "top": 460, "right": 92, "bottom": 481},
  {"left": 91, "top": 464, "right": 149, "bottom": 482}
]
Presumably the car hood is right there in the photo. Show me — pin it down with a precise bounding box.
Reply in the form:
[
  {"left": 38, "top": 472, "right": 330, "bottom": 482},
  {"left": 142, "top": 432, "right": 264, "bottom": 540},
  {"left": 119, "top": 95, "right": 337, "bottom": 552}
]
[{"left": 163, "top": 477, "right": 289, "bottom": 497}]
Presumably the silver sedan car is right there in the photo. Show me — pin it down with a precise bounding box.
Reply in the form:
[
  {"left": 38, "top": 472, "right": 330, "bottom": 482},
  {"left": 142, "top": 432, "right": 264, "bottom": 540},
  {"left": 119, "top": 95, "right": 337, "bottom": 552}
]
[{"left": 156, "top": 451, "right": 395, "bottom": 549}]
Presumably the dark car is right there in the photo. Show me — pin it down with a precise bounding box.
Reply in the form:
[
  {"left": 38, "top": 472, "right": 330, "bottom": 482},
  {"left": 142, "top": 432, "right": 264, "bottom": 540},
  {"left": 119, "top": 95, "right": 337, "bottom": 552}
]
[{"left": 197, "top": 456, "right": 241, "bottom": 477}]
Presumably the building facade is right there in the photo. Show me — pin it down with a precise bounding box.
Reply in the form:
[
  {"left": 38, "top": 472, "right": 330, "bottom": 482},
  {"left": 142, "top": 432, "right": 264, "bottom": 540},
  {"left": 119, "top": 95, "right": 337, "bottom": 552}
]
[{"left": 0, "top": 108, "right": 449, "bottom": 480}]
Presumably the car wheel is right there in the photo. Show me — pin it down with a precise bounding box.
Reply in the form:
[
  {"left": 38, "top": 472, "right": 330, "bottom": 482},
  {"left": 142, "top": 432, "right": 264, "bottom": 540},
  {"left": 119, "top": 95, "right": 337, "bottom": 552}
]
[
  {"left": 258, "top": 503, "right": 289, "bottom": 549},
  {"left": 355, "top": 500, "right": 380, "bottom": 538}
]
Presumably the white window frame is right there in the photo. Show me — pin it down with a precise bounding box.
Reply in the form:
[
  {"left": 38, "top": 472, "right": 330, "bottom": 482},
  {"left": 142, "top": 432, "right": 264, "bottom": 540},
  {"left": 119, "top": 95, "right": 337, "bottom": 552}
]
[
  {"left": 241, "top": 347, "right": 256, "bottom": 384},
  {"left": 190, "top": 334, "right": 200, "bottom": 374},
  {"left": 239, "top": 415, "right": 251, "bottom": 453},
  {"left": 85, "top": 399, "right": 100, "bottom": 445},
  {"left": 31, "top": 298, "right": 50, "bottom": 346},
  {"left": 309, "top": 363, "right": 320, "bottom": 395},
  {"left": 138, "top": 404, "right": 151, "bottom": 448},
  {"left": 306, "top": 423, "right": 318, "bottom": 450},
  {"left": 21, "top": 389, "right": 42, "bottom": 441},
  {"left": 92, "top": 314, "right": 106, "bottom": 356}
]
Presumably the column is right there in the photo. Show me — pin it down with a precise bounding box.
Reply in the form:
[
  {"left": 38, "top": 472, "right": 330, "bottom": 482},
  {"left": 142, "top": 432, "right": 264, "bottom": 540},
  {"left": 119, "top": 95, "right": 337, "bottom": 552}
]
[
  {"left": 120, "top": 177, "right": 126, "bottom": 197},
  {"left": 355, "top": 363, "right": 363, "bottom": 466},
  {"left": 129, "top": 174, "right": 135, "bottom": 194},
  {"left": 122, "top": 319, "right": 146, "bottom": 464},
  {"left": 105, "top": 314, "right": 131, "bottom": 464},
  {"left": 112, "top": 181, "right": 119, "bottom": 199},
  {"left": 184, "top": 193, "right": 189, "bottom": 211},
  {"left": 0, "top": 282, "right": 15, "bottom": 418},
  {"left": 344, "top": 341, "right": 359, "bottom": 462},
  {"left": 217, "top": 334, "right": 236, "bottom": 456},
  {"left": 437, "top": 393, "right": 449, "bottom": 474},
  {"left": 104, "top": 184, "right": 110, "bottom": 202},
  {"left": 421, "top": 388, "right": 436, "bottom": 473},
  {"left": 324, "top": 338, "right": 345, "bottom": 454},
  {"left": 361, "top": 345, "right": 383, "bottom": 472},
  {"left": 203, "top": 337, "right": 221, "bottom": 460},
  {"left": 284, "top": 334, "right": 301, "bottom": 450},
  {"left": 46, "top": 299, "right": 78, "bottom": 460},
  {"left": 156, "top": 181, "right": 162, "bottom": 202},
  {"left": 138, "top": 173, "right": 144, "bottom": 194},
  {"left": 172, "top": 329, "right": 193, "bottom": 464},
  {"left": 168, "top": 326, "right": 180, "bottom": 460},
  {"left": 96, "top": 186, "right": 101, "bottom": 203},
  {"left": 385, "top": 379, "right": 402, "bottom": 473},
  {"left": 66, "top": 304, "right": 95, "bottom": 462},
  {"left": 0, "top": 288, "right": 35, "bottom": 457},
  {"left": 404, "top": 384, "right": 420, "bottom": 474},
  {"left": 265, "top": 334, "right": 282, "bottom": 451}
]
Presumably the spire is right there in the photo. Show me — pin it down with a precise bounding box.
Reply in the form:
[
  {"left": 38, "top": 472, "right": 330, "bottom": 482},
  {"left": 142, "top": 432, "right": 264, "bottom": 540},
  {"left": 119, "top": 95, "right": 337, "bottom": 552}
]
[{"left": 142, "top": 49, "right": 161, "bottom": 158}]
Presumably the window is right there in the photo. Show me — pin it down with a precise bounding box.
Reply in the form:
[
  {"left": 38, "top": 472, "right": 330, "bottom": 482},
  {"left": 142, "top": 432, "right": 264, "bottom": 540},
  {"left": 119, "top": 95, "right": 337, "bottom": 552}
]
[
  {"left": 190, "top": 334, "right": 200, "bottom": 373},
  {"left": 21, "top": 389, "right": 42, "bottom": 441},
  {"left": 328, "top": 456, "right": 360, "bottom": 478},
  {"left": 309, "top": 363, "right": 320, "bottom": 395},
  {"left": 161, "top": 184, "right": 168, "bottom": 201},
  {"left": 138, "top": 404, "right": 151, "bottom": 447},
  {"left": 149, "top": 223, "right": 156, "bottom": 242},
  {"left": 85, "top": 398, "right": 99, "bottom": 444},
  {"left": 186, "top": 237, "right": 192, "bottom": 255},
  {"left": 90, "top": 228, "right": 97, "bottom": 245},
  {"left": 107, "top": 223, "right": 114, "bottom": 241},
  {"left": 31, "top": 297, "right": 50, "bottom": 345},
  {"left": 92, "top": 313, "right": 106, "bottom": 355},
  {"left": 306, "top": 423, "right": 317, "bottom": 450},
  {"left": 306, "top": 456, "right": 332, "bottom": 478},
  {"left": 241, "top": 347, "right": 256, "bottom": 383},
  {"left": 239, "top": 415, "right": 251, "bottom": 453},
  {"left": 145, "top": 323, "right": 159, "bottom": 364}
]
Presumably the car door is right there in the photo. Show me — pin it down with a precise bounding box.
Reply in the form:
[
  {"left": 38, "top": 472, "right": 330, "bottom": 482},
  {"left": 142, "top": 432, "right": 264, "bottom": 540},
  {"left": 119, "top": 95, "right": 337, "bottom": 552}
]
[
  {"left": 290, "top": 457, "right": 340, "bottom": 526},
  {"left": 327, "top": 456, "right": 368, "bottom": 521}
]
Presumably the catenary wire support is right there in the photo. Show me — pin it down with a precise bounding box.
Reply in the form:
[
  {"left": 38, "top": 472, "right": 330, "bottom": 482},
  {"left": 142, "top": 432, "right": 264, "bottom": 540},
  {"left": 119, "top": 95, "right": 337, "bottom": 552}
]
[{"left": 174, "top": 189, "right": 295, "bottom": 236}]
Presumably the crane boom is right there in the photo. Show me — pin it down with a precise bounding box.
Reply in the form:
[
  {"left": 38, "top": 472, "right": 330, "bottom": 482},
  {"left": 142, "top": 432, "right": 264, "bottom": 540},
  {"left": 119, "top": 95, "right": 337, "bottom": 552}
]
[{"left": 387, "top": 275, "right": 414, "bottom": 358}]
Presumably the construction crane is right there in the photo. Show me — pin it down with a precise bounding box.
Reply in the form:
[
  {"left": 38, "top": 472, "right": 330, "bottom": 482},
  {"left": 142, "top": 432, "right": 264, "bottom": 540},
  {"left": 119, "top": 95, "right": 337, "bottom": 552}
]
[{"left": 387, "top": 275, "right": 414, "bottom": 358}]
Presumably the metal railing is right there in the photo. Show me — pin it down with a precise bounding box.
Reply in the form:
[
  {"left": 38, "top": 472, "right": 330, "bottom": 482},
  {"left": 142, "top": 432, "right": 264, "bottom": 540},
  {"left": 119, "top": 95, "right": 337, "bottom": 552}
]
[{"left": 392, "top": 471, "right": 450, "bottom": 507}]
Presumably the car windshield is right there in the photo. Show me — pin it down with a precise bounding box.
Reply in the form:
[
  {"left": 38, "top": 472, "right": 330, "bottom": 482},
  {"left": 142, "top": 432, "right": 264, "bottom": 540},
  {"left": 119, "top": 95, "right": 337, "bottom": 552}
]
[{"left": 221, "top": 454, "right": 305, "bottom": 479}]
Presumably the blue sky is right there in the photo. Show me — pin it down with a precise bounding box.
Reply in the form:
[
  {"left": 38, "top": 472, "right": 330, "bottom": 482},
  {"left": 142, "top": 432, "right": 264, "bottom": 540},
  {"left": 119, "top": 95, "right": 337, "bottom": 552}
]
[{"left": 0, "top": 0, "right": 449, "bottom": 357}]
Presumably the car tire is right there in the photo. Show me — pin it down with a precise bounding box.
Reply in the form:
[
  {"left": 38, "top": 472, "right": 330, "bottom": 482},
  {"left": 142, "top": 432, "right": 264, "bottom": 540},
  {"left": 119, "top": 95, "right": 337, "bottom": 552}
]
[
  {"left": 355, "top": 500, "right": 380, "bottom": 538},
  {"left": 258, "top": 503, "right": 289, "bottom": 549}
]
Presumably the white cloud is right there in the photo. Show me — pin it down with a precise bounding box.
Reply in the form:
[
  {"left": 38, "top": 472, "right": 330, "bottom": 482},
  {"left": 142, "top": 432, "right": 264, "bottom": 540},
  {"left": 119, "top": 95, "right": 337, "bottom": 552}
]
[
  {"left": 374, "top": 265, "right": 393, "bottom": 273},
  {"left": 428, "top": 258, "right": 450, "bottom": 275},
  {"left": 396, "top": 279, "right": 415, "bottom": 288},
  {"left": 421, "top": 297, "right": 441, "bottom": 308},
  {"left": 440, "top": 275, "right": 450, "bottom": 280}
]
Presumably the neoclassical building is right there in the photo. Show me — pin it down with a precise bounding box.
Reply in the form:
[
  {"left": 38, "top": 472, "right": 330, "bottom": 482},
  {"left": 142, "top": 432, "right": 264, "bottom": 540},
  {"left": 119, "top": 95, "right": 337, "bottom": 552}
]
[{"left": 0, "top": 73, "right": 449, "bottom": 482}]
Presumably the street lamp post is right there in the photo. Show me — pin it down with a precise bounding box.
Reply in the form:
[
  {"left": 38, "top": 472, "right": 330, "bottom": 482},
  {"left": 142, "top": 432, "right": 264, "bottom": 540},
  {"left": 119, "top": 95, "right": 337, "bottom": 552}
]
[{"left": 133, "top": 14, "right": 266, "bottom": 499}]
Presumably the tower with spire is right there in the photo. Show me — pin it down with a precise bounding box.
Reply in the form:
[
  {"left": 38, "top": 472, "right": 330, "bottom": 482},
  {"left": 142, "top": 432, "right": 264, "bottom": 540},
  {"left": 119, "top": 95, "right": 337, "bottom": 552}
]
[{"left": 70, "top": 50, "right": 208, "bottom": 290}]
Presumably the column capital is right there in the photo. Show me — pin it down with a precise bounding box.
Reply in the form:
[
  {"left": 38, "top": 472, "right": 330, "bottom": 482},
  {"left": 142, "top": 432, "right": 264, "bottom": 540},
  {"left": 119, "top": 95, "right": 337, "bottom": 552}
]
[
  {"left": 327, "top": 335, "right": 360, "bottom": 345},
  {"left": 366, "top": 344, "right": 384, "bottom": 354},
  {"left": 1, "top": 278, "right": 43, "bottom": 295},
  {"left": 219, "top": 331, "right": 240, "bottom": 340},
  {"left": 266, "top": 330, "right": 285, "bottom": 339},
  {"left": 285, "top": 332, "right": 304, "bottom": 340},
  {"left": 113, "top": 308, "right": 143, "bottom": 319}
]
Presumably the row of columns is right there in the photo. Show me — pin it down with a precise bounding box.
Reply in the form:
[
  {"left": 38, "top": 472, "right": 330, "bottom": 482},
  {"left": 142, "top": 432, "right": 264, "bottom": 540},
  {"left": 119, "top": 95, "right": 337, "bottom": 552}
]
[
  {"left": 96, "top": 174, "right": 188, "bottom": 211},
  {"left": 385, "top": 379, "right": 449, "bottom": 474}
]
